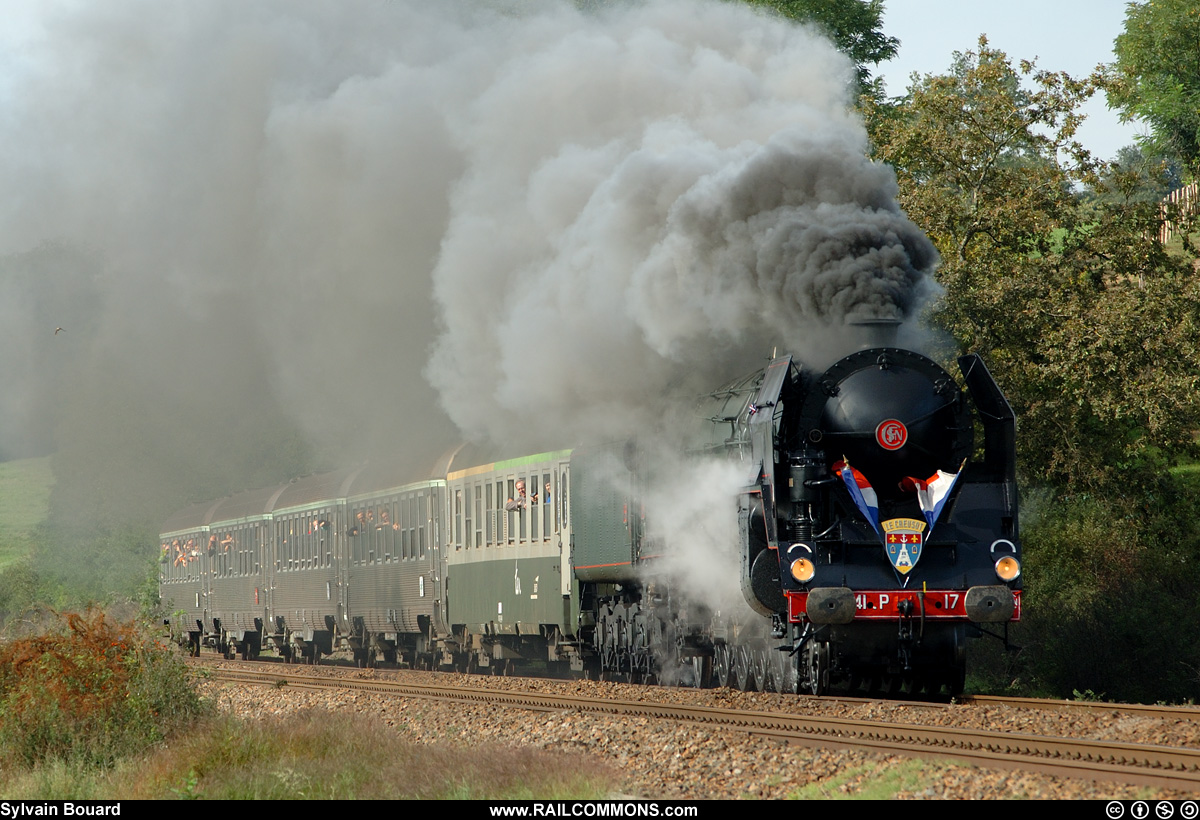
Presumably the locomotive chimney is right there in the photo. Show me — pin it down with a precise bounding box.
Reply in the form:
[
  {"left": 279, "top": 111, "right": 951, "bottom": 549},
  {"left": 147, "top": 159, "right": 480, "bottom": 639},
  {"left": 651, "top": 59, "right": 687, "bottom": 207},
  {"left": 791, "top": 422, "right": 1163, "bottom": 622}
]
[{"left": 848, "top": 317, "right": 900, "bottom": 349}]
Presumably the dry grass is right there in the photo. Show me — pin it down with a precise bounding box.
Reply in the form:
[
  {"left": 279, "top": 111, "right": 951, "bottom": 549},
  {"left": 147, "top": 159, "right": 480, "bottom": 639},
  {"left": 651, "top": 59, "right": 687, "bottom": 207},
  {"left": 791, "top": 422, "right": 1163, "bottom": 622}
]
[{"left": 0, "top": 708, "right": 620, "bottom": 800}]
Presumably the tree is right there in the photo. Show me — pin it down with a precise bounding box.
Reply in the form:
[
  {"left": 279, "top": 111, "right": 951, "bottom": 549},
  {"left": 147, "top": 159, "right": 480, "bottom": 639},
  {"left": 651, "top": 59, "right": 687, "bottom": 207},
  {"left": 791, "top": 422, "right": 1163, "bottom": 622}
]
[
  {"left": 1089, "top": 143, "right": 1183, "bottom": 207},
  {"left": 1108, "top": 0, "right": 1200, "bottom": 180},
  {"left": 741, "top": 0, "right": 899, "bottom": 97},
  {"left": 866, "top": 39, "right": 1200, "bottom": 496},
  {"left": 867, "top": 40, "right": 1200, "bottom": 701}
]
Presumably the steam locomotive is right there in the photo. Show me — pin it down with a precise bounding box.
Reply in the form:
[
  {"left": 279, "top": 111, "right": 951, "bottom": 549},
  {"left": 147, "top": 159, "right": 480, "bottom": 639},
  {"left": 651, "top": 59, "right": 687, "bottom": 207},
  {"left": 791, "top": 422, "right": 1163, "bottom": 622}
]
[{"left": 161, "top": 342, "right": 1020, "bottom": 696}]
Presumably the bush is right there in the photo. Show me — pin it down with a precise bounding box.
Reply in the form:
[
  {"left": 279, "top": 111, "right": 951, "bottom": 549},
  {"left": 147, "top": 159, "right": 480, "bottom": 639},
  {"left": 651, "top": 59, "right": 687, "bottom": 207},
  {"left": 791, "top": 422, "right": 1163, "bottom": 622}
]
[
  {"left": 0, "top": 609, "right": 206, "bottom": 768},
  {"left": 1005, "top": 490, "right": 1200, "bottom": 702}
]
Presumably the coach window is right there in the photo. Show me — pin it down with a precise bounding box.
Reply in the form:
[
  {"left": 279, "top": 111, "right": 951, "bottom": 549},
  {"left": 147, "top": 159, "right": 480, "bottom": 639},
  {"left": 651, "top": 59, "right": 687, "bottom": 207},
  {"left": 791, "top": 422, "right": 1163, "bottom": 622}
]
[
  {"left": 463, "top": 486, "right": 472, "bottom": 550},
  {"left": 529, "top": 475, "right": 538, "bottom": 541},
  {"left": 410, "top": 496, "right": 418, "bottom": 559},
  {"left": 496, "top": 481, "right": 505, "bottom": 545},
  {"left": 506, "top": 479, "right": 515, "bottom": 544},
  {"left": 387, "top": 500, "right": 398, "bottom": 561},
  {"left": 474, "top": 483, "right": 483, "bottom": 547},
  {"left": 418, "top": 494, "right": 427, "bottom": 558},
  {"left": 485, "top": 483, "right": 493, "bottom": 545},
  {"left": 322, "top": 512, "right": 332, "bottom": 566},
  {"left": 561, "top": 469, "right": 569, "bottom": 530},
  {"left": 415, "top": 495, "right": 423, "bottom": 557},
  {"left": 542, "top": 471, "right": 552, "bottom": 538},
  {"left": 523, "top": 476, "right": 533, "bottom": 541},
  {"left": 393, "top": 499, "right": 402, "bottom": 559},
  {"left": 282, "top": 519, "right": 290, "bottom": 570},
  {"left": 552, "top": 471, "right": 560, "bottom": 533}
]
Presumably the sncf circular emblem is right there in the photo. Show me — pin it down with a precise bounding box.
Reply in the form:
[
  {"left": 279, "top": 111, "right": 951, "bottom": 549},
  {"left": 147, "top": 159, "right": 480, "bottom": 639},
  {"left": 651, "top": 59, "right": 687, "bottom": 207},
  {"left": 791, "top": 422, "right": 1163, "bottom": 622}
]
[{"left": 876, "top": 419, "right": 907, "bottom": 450}]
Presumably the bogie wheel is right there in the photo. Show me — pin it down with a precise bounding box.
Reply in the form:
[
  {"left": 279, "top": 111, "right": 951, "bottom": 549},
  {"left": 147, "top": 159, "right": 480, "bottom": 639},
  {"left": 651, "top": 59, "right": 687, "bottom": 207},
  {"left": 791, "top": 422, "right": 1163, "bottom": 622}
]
[
  {"left": 734, "top": 645, "right": 756, "bottom": 692},
  {"left": 713, "top": 644, "right": 731, "bottom": 688},
  {"left": 751, "top": 644, "right": 771, "bottom": 692}
]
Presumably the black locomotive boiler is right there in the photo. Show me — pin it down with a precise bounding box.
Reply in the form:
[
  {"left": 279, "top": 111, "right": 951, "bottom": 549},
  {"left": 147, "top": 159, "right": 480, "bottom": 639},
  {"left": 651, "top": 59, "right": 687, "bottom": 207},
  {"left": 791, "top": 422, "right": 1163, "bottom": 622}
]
[{"left": 162, "top": 343, "right": 1020, "bottom": 697}]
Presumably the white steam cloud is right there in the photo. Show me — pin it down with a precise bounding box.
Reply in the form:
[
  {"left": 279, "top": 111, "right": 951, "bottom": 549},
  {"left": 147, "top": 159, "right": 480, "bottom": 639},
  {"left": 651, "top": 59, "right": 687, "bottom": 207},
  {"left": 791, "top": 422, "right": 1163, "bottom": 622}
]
[
  {"left": 427, "top": 1, "right": 937, "bottom": 449},
  {"left": 0, "top": 0, "right": 936, "bottom": 573}
]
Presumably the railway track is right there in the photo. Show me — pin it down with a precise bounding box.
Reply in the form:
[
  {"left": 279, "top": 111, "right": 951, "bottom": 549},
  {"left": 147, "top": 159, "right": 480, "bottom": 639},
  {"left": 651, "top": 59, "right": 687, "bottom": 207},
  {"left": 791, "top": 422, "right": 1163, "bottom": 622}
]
[{"left": 202, "top": 662, "right": 1200, "bottom": 791}]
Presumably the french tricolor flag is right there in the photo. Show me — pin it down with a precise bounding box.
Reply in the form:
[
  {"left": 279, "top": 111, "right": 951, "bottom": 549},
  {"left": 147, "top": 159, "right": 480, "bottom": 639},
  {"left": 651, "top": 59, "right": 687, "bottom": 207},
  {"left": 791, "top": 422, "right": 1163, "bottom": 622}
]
[
  {"left": 900, "top": 461, "right": 965, "bottom": 534},
  {"left": 836, "top": 458, "right": 881, "bottom": 538}
]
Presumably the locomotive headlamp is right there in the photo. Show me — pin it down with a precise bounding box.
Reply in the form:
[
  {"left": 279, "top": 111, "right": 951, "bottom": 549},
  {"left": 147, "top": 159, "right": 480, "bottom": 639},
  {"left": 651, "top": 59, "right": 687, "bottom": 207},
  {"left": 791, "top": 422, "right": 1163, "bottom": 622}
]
[
  {"left": 994, "top": 555, "right": 1021, "bottom": 582},
  {"left": 990, "top": 538, "right": 1020, "bottom": 582},
  {"left": 790, "top": 558, "right": 816, "bottom": 584}
]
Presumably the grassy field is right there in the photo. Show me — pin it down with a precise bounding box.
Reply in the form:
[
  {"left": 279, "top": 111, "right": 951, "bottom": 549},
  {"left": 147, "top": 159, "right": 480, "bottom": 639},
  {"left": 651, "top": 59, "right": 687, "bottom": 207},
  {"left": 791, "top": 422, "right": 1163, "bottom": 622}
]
[
  {"left": 0, "top": 709, "right": 620, "bottom": 800},
  {"left": 0, "top": 456, "right": 53, "bottom": 573}
]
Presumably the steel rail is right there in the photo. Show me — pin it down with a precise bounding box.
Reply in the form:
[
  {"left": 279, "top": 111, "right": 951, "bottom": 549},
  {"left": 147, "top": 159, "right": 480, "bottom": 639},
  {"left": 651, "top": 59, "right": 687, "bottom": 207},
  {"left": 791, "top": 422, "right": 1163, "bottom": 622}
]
[
  {"left": 962, "top": 694, "right": 1200, "bottom": 721},
  {"left": 205, "top": 667, "right": 1200, "bottom": 791}
]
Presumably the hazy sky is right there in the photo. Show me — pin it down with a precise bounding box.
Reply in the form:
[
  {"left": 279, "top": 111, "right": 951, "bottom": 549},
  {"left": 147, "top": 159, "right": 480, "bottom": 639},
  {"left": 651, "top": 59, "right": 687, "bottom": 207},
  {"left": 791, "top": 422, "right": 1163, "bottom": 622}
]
[
  {"left": 0, "top": 0, "right": 1141, "bottom": 159},
  {"left": 877, "top": 0, "right": 1140, "bottom": 160}
]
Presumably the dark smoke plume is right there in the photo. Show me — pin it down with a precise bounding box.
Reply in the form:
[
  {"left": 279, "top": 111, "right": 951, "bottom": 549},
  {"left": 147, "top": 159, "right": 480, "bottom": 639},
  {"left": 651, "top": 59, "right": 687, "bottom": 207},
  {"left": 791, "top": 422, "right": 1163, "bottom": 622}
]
[
  {"left": 0, "top": 0, "right": 937, "bottom": 598},
  {"left": 425, "top": 4, "right": 938, "bottom": 449}
]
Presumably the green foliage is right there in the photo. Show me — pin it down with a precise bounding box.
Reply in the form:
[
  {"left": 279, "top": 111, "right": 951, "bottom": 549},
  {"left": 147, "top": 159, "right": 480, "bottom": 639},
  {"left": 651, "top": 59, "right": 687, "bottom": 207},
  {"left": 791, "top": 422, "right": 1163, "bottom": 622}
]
[
  {"left": 868, "top": 39, "right": 1200, "bottom": 496},
  {"left": 0, "top": 559, "right": 42, "bottom": 626},
  {"left": 1000, "top": 490, "right": 1200, "bottom": 702},
  {"left": 869, "top": 40, "right": 1200, "bottom": 702},
  {"left": 0, "top": 610, "right": 205, "bottom": 769},
  {"left": 0, "top": 457, "right": 54, "bottom": 559},
  {"left": 1092, "top": 144, "right": 1184, "bottom": 205},
  {"left": 1108, "top": 0, "right": 1200, "bottom": 179},
  {"left": 739, "top": 0, "right": 898, "bottom": 97},
  {"left": 32, "top": 523, "right": 159, "bottom": 609}
]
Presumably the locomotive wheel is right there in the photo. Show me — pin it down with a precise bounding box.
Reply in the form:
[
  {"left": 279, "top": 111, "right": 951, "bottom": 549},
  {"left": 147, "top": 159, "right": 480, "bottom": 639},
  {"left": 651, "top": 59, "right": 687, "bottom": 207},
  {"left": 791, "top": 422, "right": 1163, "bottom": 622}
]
[
  {"left": 778, "top": 650, "right": 800, "bottom": 695},
  {"left": 751, "top": 644, "right": 771, "bottom": 692},
  {"left": 734, "top": 645, "right": 756, "bottom": 692},
  {"left": 713, "top": 645, "right": 731, "bottom": 688},
  {"left": 768, "top": 648, "right": 786, "bottom": 694}
]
